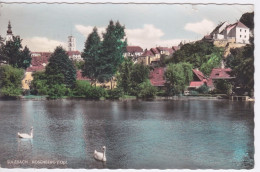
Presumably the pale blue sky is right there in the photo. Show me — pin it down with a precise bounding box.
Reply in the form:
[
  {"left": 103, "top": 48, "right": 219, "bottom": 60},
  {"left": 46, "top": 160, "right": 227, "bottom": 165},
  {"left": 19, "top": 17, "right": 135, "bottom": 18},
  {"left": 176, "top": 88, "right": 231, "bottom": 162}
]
[{"left": 0, "top": 3, "right": 253, "bottom": 51}]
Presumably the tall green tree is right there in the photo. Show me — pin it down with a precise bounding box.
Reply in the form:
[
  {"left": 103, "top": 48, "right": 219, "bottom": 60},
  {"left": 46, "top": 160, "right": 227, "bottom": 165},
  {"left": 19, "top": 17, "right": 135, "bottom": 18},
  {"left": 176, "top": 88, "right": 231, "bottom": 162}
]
[
  {"left": 0, "top": 65, "right": 24, "bottom": 97},
  {"left": 117, "top": 58, "right": 133, "bottom": 94},
  {"left": 164, "top": 62, "right": 193, "bottom": 95},
  {"left": 82, "top": 27, "right": 101, "bottom": 85},
  {"left": 0, "top": 36, "right": 32, "bottom": 69},
  {"left": 45, "top": 46, "right": 76, "bottom": 88},
  {"left": 98, "top": 20, "right": 127, "bottom": 82}
]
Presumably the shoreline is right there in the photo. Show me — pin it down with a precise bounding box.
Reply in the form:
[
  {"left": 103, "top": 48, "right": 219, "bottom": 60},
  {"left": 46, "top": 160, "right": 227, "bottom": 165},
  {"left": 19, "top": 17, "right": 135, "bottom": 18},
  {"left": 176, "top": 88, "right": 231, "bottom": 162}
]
[
  {"left": 0, "top": 95, "right": 254, "bottom": 102},
  {"left": 0, "top": 95, "right": 229, "bottom": 101}
]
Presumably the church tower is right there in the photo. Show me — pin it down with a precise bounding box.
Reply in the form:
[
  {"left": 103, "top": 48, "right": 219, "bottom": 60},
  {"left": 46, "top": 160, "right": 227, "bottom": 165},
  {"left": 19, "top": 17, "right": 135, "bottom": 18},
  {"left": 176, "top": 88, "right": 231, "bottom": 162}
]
[
  {"left": 68, "top": 35, "right": 76, "bottom": 51},
  {"left": 6, "top": 21, "right": 13, "bottom": 42}
]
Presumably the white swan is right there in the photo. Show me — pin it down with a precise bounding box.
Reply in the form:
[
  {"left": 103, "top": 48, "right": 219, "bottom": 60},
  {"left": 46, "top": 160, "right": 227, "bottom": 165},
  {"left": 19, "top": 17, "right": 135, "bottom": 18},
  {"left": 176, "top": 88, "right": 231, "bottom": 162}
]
[
  {"left": 94, "top": 146, "right": 106, "bottom": 162},
  {"left": 18, "top": 127, "right": 33, "bottom": 139}
]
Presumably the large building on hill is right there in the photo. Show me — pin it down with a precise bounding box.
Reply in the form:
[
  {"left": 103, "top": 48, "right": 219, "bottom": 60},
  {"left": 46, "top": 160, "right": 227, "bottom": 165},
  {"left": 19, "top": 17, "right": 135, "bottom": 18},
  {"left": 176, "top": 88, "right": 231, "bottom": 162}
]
[{"left": 203, "top": 21, "right": 250, "bottom": 44}]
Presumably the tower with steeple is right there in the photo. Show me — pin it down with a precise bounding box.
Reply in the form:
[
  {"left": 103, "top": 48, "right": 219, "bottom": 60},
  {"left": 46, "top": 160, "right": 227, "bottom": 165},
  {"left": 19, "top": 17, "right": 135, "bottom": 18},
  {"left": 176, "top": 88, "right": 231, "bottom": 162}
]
[
  {"left": 6, "top": 21, "right": 13, "bottom": 42},
  {"left": 68, "top": 35, "right": 76, "bottom": 51}
]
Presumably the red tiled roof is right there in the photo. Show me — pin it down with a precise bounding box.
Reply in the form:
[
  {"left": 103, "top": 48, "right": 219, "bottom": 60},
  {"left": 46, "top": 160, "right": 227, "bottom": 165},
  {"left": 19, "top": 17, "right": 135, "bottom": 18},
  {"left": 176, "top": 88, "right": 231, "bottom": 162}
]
[
  {"left": 189, "top": 81, "right": 205, "bottom": 88},
  {"left": 193, "top": 69, "right": 206, "bottom": 81},
  {"left": 210, "top": 68, "right": 233, "bottom": 79},
  {"left": 126, "top": 46, "right": 143, "bottom": 53},
  {"left": 149, "top": 67, "right": 166, "bottom": 87},
  {"left": 156, "top": 47, "right": 169, "bottom": 52},
  {"left": 67, "top": 51, "right": 81, "bottom": 56},
  {"left": 77, "top": 70, "right": 91, "bottom": 81},
  {"left": 207, "top": 68, "right": 234, "bottom": 87},
  {"left": 141, "top": 50, "right": 154, "bottom": 56},
  {"left": 150, "top": 48, "right": 160, "bottom": 54}
]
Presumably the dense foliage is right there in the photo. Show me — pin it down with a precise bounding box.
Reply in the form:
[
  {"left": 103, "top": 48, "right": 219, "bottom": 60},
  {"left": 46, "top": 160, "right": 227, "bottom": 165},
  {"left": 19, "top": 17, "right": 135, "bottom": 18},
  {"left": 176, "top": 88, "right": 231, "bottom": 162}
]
[
  {"left": 226, "top": 44, "right": 254, "bottom": 95},
  {"left": 116, "top": 58, "right": 133, "bottom": 94},
  {"left": 0, "top": 65, "right": 24, "bottom": 97},
  {"left": 213, "top": 80, "right": 232, "bottom": 95},
  {"left": 164, "top": 62, "right": 193, "bottom": 95},
  {"left": 136, "top": 80, "right": 157, "bottom": 98},
  {"left": 169, "top": 41, "right": 223, "bottom": 76},
  {"left": 45, "top": 46, "right": 76, "bottom": 88},
  {"left": 98, "top": 21, "right": 127, "bottom": 82},
  {"left": 240, "top": 12, "right": 254, "bottom": 30},
  {"left": 82, "top": 27, "right": 102, "bottom": 85},
  {"left": 0, "top": 36, "right": 31, "bottom": 69}
]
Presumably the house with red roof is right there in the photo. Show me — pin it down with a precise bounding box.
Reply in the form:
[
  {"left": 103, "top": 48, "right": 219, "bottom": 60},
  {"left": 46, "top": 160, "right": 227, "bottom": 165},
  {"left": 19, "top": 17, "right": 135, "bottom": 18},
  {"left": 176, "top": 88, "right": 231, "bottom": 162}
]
[
  {"left": 124, "top": 46, "right": 143, "bottom": 58},
  {"left": 207, "top": 68, "right": 234, "bottom": 89},
  {"left": 188, "top": 68, "right": 234, "bottom": 91},
  {"left": 149, "top": 67, "right": 166, "bottom": 88},
  {"left": 67, "top": 51, "right": 82, "bottom": 61},
  {"left": 138, "top": 49, "right": 156, "bottom": 65},
  {"left": 188, "top": 69, "right": 208, "bottom": 90}
]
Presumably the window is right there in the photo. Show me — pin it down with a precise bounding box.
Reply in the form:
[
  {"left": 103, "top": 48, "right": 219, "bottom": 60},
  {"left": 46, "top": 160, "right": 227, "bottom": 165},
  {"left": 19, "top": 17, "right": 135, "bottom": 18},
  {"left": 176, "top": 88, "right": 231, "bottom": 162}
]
[
  {"left": 245, "top": 30, "right": 247, "bottom": 32},
  {"left": 240, "top": 29, "right": 242, "bottom": 32},
  {"left": 240, "top": 35, "right": 242, "bottom": 38},
  {"left": 244, "top": 35, "right": 246, "bottom": 38}
]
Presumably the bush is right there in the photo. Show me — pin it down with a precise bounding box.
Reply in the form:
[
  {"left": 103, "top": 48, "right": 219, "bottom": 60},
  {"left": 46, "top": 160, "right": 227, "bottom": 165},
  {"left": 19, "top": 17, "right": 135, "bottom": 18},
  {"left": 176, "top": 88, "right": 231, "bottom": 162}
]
[
  {"left": 107, "top": 88, "right": 123, "bottom": 99},
  {"left": 48, "top": 84, "right": 70, "bottom": 99},
  {"left": 137, "top": 80, "right": 157, "bottom": 99},
  {"left": 0, "top": 65, "right": 24, "bottom": 97},
  {"left": 86, "top": 86, "right": 107, "bottom": 99},
  {"left": 73, "top": 80, "right": 91, "bottom": 97},
  {"left": 190, "top": 90, "right": 199, "bottom": 95},
  {"left": 196, "top": 84, "right": 209, "bottom": 94}
]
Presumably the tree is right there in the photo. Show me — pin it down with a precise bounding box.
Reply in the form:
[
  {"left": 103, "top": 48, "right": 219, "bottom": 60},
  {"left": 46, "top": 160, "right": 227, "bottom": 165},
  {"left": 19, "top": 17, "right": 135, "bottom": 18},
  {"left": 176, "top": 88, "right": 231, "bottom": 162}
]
[
  {"left": 45, "top": 46, "right": 76, "bottom": 88},
  {"left": 82, "top": 27, "right": 102, "bottom": 85},
  {"left": 226, "top": 44, "right": 254, "bottom": 95},
  {"left": 169, "top": 41, "right": 223, "bottom": 76},
  {"left": 116, "top": 58, "right": 133, "bottom": 94},
  {"left": 200, "top": 52, "right": 222, "bottom": 76},
  {"left": 137, "top": 79, "right": 157, "bottom": 98},
  {"left": 0, "top": 36, "right": 32, "bottom": 69},
  {"left": 98, "top": 20, "right": 127, "bottom": 82},
  {"left": 0, "top": 65, "right": 24, "bottom": 97},
  {"left": 240, "top": 12, "right": 254, "bottom": 30},
  {"left": 164, "top": 62, "right": 193, "bottom": 95},
  {"left": 213, "top": 80, "right": 232, "bottom": 95}
]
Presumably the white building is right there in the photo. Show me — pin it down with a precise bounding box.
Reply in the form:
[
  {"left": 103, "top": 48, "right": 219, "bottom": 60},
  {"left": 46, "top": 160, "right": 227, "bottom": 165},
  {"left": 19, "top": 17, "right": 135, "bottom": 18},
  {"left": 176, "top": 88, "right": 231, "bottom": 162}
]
[
  {"left": 223, "top": 21, "right": 250, "bottom": 44},
  {"left": 211, "top": 21, "right": 229, "bottom": 40},
  {"left": 210, "top": 21, "right": 250, "bottom": 44}
]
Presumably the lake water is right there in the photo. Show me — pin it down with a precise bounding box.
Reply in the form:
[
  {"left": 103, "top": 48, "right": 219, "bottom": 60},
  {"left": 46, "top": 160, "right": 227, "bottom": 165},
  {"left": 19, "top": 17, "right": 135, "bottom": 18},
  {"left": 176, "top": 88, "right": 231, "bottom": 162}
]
[{"left": 0, "top": 99, "right": 254, "bottom": 169}]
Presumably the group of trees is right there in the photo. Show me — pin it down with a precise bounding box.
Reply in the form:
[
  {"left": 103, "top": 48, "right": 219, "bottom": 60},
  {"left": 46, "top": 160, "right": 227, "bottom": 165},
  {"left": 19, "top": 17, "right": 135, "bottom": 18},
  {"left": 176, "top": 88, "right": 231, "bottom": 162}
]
[
  {"left": 31, "top": 20, "right": 128, "bottom": 99},
  {"left": 82, "top": 21, "right": 127, "bottom": 85},
  {"left": 167, "top": 41, "right": 223, "bottom": 76},
  {"left": 0, "top": 35, "right": 32, "bottom": 98},
  {"left": 116, "top": 58, "right": 157, "bottom": 98}
]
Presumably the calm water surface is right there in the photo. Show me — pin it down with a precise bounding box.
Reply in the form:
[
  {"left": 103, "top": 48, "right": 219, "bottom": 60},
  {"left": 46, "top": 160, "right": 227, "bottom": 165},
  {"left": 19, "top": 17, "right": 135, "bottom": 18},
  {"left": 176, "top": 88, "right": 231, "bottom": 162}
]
[{"left": 0, "top": 99, "right": 254, "bottom": 169}]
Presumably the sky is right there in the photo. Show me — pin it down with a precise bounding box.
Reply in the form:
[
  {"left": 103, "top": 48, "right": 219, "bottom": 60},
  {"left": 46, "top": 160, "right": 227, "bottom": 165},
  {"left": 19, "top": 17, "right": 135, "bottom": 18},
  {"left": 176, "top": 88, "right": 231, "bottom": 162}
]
[{"left": 0, "top": 2, "right": 254, "bottom": 52}]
